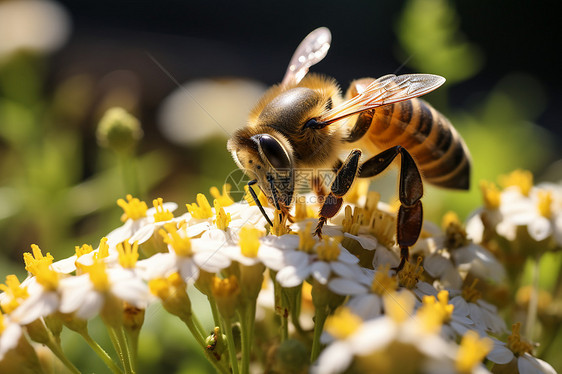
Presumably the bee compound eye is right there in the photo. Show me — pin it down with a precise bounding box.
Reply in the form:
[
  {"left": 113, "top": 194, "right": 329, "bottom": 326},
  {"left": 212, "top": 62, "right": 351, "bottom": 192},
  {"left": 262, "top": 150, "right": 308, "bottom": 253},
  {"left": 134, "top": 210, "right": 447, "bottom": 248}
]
[{"left": 254, "top": 134, "right": 291, "bottom": 170}]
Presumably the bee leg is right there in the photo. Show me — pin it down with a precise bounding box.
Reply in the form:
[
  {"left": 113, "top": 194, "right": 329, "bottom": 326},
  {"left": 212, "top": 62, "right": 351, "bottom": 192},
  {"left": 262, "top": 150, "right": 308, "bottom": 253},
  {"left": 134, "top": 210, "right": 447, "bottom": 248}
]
[
  {"left": 314, "top": 150, "right": 362, "bottom": 237},
  {"left": 343, "top": 110, "right": 374, "bottom": 143},
  {"left": 359, "top": 146, "right": 423, "bottom": 272}
]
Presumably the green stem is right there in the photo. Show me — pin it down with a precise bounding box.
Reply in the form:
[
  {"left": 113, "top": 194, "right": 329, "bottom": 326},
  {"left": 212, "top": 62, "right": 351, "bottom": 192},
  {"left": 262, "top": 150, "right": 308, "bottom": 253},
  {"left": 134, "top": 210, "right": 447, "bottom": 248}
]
[
  {"left": 223, "top": 317, "right": 240, "bottom": 374},
  {"left": 108, "top": 326, "right": 135, "bottom": 374},
  {"left": 310, "top": 307, "right": 328, "bottom": 363},
  {"left": 192, "top": 312, "right": 208, "bottom": 339},
  {"left": 118, "top": 153, "right": 141, "bottom": 198},
  {"left": 45, "top": 340, "right": 81, "bottom": 374},
  {"left": 80, "top": 331, "right": 124, "bottom": 374},
  {"left": 525, "top": 256, "right": 541, "bottom": 340},
  {"left": 207, "top": 294, "right": 221, "bottom": 330},
  {"left": 240, "top": 303, "right": 257, "bottom": 374},
  {"left": 181, "top": 315, "right": 229, "bottom": 374},
  {"left": 182, "top": 315, "right": 206, "bottom": 348}
]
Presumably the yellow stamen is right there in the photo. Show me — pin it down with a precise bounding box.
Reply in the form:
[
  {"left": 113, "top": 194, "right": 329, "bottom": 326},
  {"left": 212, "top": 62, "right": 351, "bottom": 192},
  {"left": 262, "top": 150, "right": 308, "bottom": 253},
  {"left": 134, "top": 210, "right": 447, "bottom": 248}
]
[
  {"left": 117, "top": 241, "right": 140, "bottom": 268},
  {"left": 442, "top": 211, "right": 469, "bottom": 249},
  {"left": 149, "top": 273, "right": 192, "bottom": 320},
  {"left": 316, "top": 236, "right": 342, "bottom": 262},
  {"left": 160, "top": 223, "right": 192, "bottom": 257},
  {"left": 75, "top": 244, "right": 94, "bottom": 258},
  {"left": 325, "top": 307, "right": 363, "bottom": 339},
  {"left": 271, "top": 210, "right": 290, "bottom": 236},
  {"left": 342, "top": 205, "right": 363, "bottom": 236},
  {"left": 213, "top": 200, "right": 231, "bottom": 231},
  {"left": 507, "top": 322, "right": 533, "bottom": 356},
  {"left": 117, "top": 194, "right": 148, "bottom": 221},
  {"left": 294, "top": 196, "right": 310, "bottom": 222},
  {"left": 417, "top": 290, "right": 454, "bottom": 333},
  {"left": 499, "top": 169, "right": 533, "bottom": 196},
  {"left": 83, "top": 259, "right": 110, "bottom": 292},
  {"left": 383, "top": 290, "right": 415, "bottom": 324},
  {"left": 479, "top": 181, "right": 501, "bottom": 210},
  {"left": 23, "top": 245, "right": 59, "bottom": 291},
  {"left": 298, "top": 222, "right": 316, "bottom": 253},
  {"left": 239, "top": 226, "right": 262, "bottom": 258},
  {"left": 369, "top": 209, "right": 396, "bottom": 249},
  {"left": 363, "top": 191, "right": 381, "bottom": 224},
  {"left": 462, "top": 278, "right": 482, "bottom": 303},
  {"left": 456, "top": 330, "right": 493, "bottom": 373},
  {"left": 210, "top": 184, "right": 234, "bottom": 207},
  {"left": 152, "top": 197, "right": 174, "bottom": 222},
  {"left": 244, "top": 184, "right": 269, "bottom": 208},
  {"left": 0, "top": 312, "right": 5, "bottom": 334},
  {"left": 0, "top": 275, "right": 29, "bottom": 314},
  {"left": 187, "top": 193, "right": 213, "bottom": 219},
  {"left": 537, "top": 190, "right": 553, "bottom": 219},
  {"left": 97, "top": 237, "right": 110, "bottom": 259},
  {"left": 398, "top": 257, "right": 424, "bottom": 289},
  {"left": 371, "top": 265, "right": 398, "bottom": 295}
]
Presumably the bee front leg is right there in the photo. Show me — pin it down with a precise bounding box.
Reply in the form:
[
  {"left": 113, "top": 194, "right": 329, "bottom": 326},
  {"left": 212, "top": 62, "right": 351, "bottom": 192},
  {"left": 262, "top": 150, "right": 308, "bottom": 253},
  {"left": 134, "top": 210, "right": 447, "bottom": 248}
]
[
  {"left": 359, "top": 145, "right": 423, "bottom": 272},
  {"left": 314, "top": 150, "right": 361, "bottom": 237}
]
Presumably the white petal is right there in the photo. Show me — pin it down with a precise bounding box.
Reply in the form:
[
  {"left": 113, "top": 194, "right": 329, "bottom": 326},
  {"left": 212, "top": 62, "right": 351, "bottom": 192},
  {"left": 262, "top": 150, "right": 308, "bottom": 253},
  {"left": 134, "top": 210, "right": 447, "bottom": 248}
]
[
  {"left": 424, "top": 253, "right": 451, "bottom": 278},
  {"left": 328, "top": 278, "right": 367, "bottom": 295},
  {"left": 527, "top": 217, "right": 553, "bottom": 242},
  {"left": 178, "top": 258, "right": 201, "bottom": 284},
  {"left": 373, "top": 246, "right": 399, "bottom": 268},
  {"left": 276, "top": 264, "right": 309, "bottom": 288},
  {"left": 111, "top": 278, "right": 149, "bottom": 308},
  {"left": 347, "top": 295, "right": 383, "bottom": 320},
  {"left": 194, "top": 250, "right": 232, "bottom": 272},
  {"left": 330, "top": 261, "right": 362, "bottom": 280},
  {"left": 344, "top": 232, "right": 377, "bottom": 250},
  {"left": 518, "top": 354, "right": 557, "bottom": 374},
  {"left": 311, "top": 261, "right": 331, "bottom": 284},
  {"left": 312, "top": 341, "right": 353, "bottom": 374},
  {"left": 0, "top": 322, "right": 22, "bottom": 359},
  {"left": 75, "top": 291, "right": 104, "bottom": 320},
  {"left": 12, "top": 291, "right": 59, "bottom": 325},
  {"left": 486, "top": 344, "right": 513, "bottom": 365},
  {"left": 129, "top": 224, "right": 155, "bottom": 245}
]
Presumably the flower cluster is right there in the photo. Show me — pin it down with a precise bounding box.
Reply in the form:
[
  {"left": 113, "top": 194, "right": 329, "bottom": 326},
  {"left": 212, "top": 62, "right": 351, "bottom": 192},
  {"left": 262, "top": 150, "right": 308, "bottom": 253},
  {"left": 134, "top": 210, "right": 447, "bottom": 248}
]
[{"left": 0, "top": 172, "right": 560, "bottom": 374}]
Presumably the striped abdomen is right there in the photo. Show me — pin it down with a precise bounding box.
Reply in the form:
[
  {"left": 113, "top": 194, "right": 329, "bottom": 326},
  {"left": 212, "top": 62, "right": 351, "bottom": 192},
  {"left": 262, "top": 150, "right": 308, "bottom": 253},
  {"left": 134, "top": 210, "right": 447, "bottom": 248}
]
[{"left": 364, "top": 98, "right": 471, "bottom": 189}]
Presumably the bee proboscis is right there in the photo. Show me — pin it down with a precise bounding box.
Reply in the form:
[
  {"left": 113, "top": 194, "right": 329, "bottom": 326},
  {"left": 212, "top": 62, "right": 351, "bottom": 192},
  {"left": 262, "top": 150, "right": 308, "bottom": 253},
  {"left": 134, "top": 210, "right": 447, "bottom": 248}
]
[{"left": 227, "top": 27, "right": 471, "bottom": 271}]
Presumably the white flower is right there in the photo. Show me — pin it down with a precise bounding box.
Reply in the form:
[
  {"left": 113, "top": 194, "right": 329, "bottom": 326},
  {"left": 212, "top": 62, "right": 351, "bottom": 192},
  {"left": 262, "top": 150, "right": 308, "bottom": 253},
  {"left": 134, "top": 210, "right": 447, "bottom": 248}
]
[
  {"left": 0, "top": 313, "right": 23, "bottom": 361},
  {"left": 449, "top": 294, "right": 506, "bottom": 335},
  {"left": 487, "top": 336, "right": 556, "bottom": 374},
  {"left": 276, "top": 238, "right": 362, "bottom": 288}
]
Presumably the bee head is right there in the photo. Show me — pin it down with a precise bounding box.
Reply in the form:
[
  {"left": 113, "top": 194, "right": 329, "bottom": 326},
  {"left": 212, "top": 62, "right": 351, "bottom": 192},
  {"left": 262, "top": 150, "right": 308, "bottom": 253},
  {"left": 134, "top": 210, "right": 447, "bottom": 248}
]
[{"left": 227, "top": 129, "right": 295, "bottom": 208}]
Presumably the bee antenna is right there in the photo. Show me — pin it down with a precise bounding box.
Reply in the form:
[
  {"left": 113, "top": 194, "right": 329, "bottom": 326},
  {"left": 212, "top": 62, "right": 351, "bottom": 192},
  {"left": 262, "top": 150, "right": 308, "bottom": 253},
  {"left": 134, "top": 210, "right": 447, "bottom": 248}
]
[
  {"left": 267, "top": 175, "right": 283, "bottom": 223},
  {"left": 247, "top": 180, "right": 274, "bottom": 227}
]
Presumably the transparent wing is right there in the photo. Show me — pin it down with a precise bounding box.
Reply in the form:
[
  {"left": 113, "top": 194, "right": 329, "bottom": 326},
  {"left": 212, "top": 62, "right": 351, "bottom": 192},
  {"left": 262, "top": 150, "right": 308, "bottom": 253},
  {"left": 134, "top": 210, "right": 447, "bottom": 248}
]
[
  {"left": 281, "top": 27, "right": 331, "bottom": 86},
  {"left": 318, "top": 74, "right": 446, "bottom": 124}
]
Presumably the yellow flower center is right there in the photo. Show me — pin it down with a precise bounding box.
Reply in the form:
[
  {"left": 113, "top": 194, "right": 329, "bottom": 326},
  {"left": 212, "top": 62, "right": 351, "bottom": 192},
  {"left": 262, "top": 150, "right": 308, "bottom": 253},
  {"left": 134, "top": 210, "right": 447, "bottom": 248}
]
[
  {"left": 442, "top": 211, "right": 469, "bottom": 249},
  {"left": 479, "top": 181, "right": 501, "bottom": 210},
  {"left": 383, "top": 290, "right": 415, "bottom": 324},
  {"left": 213, "top": 200, "right": 231, "bottom": 231},
  {"left": 117, "top": 194, "right": 148, "bottom": 221},
  {"left": 239, "top": 226, "right": 261, "bottom": 258},
  {"left": 117, "top": 241, "right": 140, "bottom": 268},
  {"left": 23, "top": 245, "right": 59, "bottom": 291},
  {"left": 398, "top": 257, "right": 424, "bottom": 289},
  {"left": 316, "top": 236, "right": 342, "bottom": 262},
  {"left": 371, "top": 265, "right": 398, "bottom": 295},
  {"left": 75, "top": 244, "right": 94, "bottom": 258},
  {"left": 342, "top": 205, "right": 363, "bottom": 236},
  {"left": 462, "top": 278, "right": 482, "bottom": 303},
  {"left": 187, "top": 193, "right": 213, "bottom": 219},
  {"left": 537, "top": 190, "right": 553, "bottom": 219},
  {"left": 210, "top": 184, "right": 234, "bottom": 207},
  {"left": 244, "top": 184, "right": 269, "bottom": 208},
  {"left": 298, "top": 222, "right": 316, "bottom": 253},
  {"left": 325, "top": 307, "right": 363, "bottom": 339},
  {"left": 499, "top": 169, "right": 533, "bottom": 196},
  {"left": 0, "top": 275, "right": 29, "bottom": 314},
  {"left": 417, "top": 290, "right": 454, "bottom": 333},
  {"left": 211, "top": 275, "right": 240, "bottom": 299},
  {"left": 507, "top": 322, "right": 533, "bottom": 356},
  {"left": 149, "top": 272, "right": 186, "bottom": 300},
  {"left": 160, "top": 223, "right": 192, "bottom": 257},
  {"left": 456, "top": 330, "right": 493, "bottom": 373},
  {"left": 84, "top": 259, "right": 110, "bottom": 292},
  {"left": 152, "top": 197, "right": 174, "bottom": 222}
]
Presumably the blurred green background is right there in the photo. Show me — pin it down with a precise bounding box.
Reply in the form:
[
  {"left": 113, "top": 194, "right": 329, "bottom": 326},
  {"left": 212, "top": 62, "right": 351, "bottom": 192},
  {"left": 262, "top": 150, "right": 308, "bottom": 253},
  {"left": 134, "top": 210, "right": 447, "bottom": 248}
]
[{"left": 1, "top": 0, "right": 560, "bottom": 372}]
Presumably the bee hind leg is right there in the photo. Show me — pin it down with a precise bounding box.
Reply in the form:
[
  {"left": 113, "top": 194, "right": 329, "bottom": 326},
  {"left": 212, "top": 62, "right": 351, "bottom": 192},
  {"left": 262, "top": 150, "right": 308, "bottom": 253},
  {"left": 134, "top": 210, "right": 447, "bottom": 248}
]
[
  {"left": 314, "top": 150, "right": 361, "bottom": 237},
  {"left": 358, "top": 145, "right": 423, "bottom": 272}
]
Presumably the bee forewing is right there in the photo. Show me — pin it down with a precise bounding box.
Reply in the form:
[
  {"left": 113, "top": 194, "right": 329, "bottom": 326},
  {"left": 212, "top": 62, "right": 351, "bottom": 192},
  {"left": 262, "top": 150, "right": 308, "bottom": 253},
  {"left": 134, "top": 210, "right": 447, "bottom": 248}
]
[
  {"left": 281, "top": 27, "right": 331, "bottom": 87},
  {"left": 320, "top": 73, "right": 446, "bottom": 124}
]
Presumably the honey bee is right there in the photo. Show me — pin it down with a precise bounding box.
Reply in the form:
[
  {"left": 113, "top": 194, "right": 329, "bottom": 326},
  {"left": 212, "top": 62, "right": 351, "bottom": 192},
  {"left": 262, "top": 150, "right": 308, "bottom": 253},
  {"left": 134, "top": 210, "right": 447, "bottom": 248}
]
[{"left": 227, "top": 27, "right": 471, "bottom": 271}]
